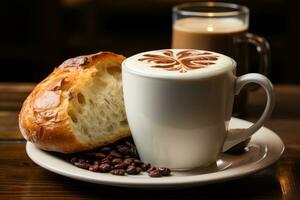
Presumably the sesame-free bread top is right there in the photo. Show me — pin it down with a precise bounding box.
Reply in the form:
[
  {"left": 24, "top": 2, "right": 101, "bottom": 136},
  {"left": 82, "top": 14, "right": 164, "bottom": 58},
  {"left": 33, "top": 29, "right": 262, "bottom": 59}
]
[{"left": 19, "top": 51, "right": 130, "bottom": 153}]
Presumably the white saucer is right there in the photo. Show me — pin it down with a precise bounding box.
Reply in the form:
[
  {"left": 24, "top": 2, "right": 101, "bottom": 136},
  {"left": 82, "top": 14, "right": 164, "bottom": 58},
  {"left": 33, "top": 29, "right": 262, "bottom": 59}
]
[{"left": 26, "top": 117, "right": 284, "bottom": 188}]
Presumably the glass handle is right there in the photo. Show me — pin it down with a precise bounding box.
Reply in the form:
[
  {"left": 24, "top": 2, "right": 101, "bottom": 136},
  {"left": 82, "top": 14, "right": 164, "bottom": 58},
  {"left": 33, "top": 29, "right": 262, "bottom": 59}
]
[{"left": 234, "top": 33, "right": 271, "bottom": 76}]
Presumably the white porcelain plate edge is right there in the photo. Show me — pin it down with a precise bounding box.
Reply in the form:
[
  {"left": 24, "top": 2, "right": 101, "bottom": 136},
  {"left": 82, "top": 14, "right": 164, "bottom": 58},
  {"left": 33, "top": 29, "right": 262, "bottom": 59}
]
[{"left": 26, "top": 117, "right": 285, "bottom": 188}]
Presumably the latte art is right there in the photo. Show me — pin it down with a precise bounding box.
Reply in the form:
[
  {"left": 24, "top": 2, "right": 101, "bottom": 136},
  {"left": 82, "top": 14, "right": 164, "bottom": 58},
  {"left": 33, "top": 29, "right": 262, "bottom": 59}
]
[
  {"left": 138, "top": 50, "right": 218, "bottom": 73},
  {"left": 122, "top": 49, "right": 235, "bottom": 79}
]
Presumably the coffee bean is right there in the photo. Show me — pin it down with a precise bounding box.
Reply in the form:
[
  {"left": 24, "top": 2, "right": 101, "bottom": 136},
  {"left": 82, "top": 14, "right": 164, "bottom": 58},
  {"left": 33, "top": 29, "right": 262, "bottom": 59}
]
[
  {"left": 123, "top": 158, "right": 133, "bottom": 165},
  {"left": 147, "top": 166, "right": 157, "bottom": 173},
  {"left": 100, "top": 146, "right": 111, "bottom": 153},
  {"left": 126, "top": 165, "right": 142, "bottom": 175},
  {"left": 129, "top": 147, "right": 138, "bottom": 157},
  {"left": 114, "top": 162, "right": 128, "bottom": 169},
  {"left": 158, "top": 167, "right": 171, "bottom": 176},
  {"left": 70, "top": 157, "right": 78, "bottom": 163},
  {"left": 136, "top": 167, "right": 142, "bottom": 174},
  {"left": 133, "top": 159, "right": 144, "bottom": 166},
  {"left": 99, "top": 163, "right": 112, "bottom": 172},
  {"left": 110, "top": 150, "right": 122, "bottom": 158},
  {"left": 148, "top": 170, "right": 162, "bottom": 177},
  {"left": 117, "top": 145, "right": 129, "bottom": 154},
  {"left": 74, "top": 162, "right": 90, "bottom": 169},
  {"left": 95, "top": 152, "right": 106, "bottom": 159},
  {"left": 112, "top": 158, "right": 122, "bottom": 165},
  {"left": 89, "top": 164, "right": 99, "bottom": 172},
  {"left": 85, "top": 159, "right": 92, "bottom": 164},
  {"left": 101, "top": 157, "right": 111, "bottom": 164},
  {"left": 68, "top": 137, "right": 172, "bottom": 178},
  {"left": 110, "top": 169, "right": 125, "bottom": 176},
  {"left": 105, "top": 154, "right": 114, "bottom": 161},
  {"left": 93, "top": 160, "right": 100, "bottom": 165},
  {"left": 126, "top": 165, "right": 137, "bottom": 174},
  {"left": 141, "top": 163, "right": 151, "bottom": 171},
  {"left": 125, "top": 141, "right": 135, "bottom": 147},
  {"left": 130, "top": 162, "right": 136, "bottom": 167}
]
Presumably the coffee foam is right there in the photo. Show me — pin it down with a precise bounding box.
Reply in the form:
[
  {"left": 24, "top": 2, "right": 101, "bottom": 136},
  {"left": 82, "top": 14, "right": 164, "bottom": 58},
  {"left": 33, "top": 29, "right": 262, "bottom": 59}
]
[
  {"left": 122, "top": 49, "right": 235, "bottom": 79},
  {"left": 173, "top": 18, "right": 247, "bottom": 34}
]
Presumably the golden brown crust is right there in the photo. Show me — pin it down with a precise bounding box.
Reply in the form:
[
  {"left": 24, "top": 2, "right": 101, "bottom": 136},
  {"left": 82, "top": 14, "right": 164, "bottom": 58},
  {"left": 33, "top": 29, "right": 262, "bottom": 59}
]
[
  {"left": 58, "top": 51, "right": 124, "bottom": 69},
  {"left": 19, "top": 51, "right": 128, "bottom": 153}
]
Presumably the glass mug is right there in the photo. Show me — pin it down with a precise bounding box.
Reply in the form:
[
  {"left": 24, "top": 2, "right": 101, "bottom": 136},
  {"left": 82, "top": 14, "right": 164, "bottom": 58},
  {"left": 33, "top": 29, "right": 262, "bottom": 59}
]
[{"left": 172, "top": 2, "right": 270, "bottom": 116}]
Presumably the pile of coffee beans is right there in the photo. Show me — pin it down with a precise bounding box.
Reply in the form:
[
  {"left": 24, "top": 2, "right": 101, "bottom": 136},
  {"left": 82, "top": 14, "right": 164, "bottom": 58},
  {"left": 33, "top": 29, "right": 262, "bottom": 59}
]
[{"left": 68, "top": 137, "right": 171, "bottom": 177}]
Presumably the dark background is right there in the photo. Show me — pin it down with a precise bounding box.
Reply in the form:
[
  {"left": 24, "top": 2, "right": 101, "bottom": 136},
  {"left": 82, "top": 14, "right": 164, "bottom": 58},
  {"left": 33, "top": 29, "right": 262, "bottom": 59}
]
[{"left": 0, "top": 0, "right": 299, "bottom": 83}]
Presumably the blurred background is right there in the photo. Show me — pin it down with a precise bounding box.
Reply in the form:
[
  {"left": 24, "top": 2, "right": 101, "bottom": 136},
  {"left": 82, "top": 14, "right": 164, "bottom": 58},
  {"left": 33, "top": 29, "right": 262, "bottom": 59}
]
[{"left": 0, "top": 0, "right": 299, "bottom": 83}]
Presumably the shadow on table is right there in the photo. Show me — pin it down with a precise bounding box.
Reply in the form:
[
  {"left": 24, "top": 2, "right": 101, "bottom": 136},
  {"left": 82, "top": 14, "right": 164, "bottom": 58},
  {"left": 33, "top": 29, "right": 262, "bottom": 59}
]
[{"left": 59, "top": 169, "right": 282, "bottom": 200}]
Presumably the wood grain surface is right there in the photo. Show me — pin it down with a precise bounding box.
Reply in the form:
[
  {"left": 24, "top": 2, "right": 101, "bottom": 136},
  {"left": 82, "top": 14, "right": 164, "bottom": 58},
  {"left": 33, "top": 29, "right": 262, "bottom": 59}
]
[{"left": 0, "top": 84, "right": 299, "bottom": 200}]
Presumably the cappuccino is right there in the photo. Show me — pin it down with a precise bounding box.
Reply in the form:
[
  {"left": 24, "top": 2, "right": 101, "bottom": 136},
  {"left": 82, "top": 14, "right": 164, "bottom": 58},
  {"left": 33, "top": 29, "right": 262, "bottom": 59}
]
[{"left": 122, "top": 49, "right": 274, "bottom": 169}]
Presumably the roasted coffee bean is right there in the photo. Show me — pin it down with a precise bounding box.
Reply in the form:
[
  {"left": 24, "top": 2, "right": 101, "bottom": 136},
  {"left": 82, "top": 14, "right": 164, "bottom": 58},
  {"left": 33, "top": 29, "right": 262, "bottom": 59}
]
[
  {"left": 133, "top": 159, "right": 144, "bottom": 166},
  {"left": 125, "top": 141, "right": 135, "bottom": 147},
  {"left": 116, "top": 144, "right": 125, "bottom": 148},
  {"left": 101, "top": 157, "right": 112, "bottom": 164},
  {"left": 85, "top": 159, "right": 92, "bottom": 164},
  {"left": 107, "top": 154, "right": 115, "bottom": 160},
  {"left": 112, "top": 158, "right": 122, "bottom": 165},
  {"left": 147, "top": 166, "right": 157, "bottom": 173},
  {"left": 126, "top": 165, "right": 141, "bottom": 175},
  {"left": 126, "top": 165, "right": 137, "bottom": 174},
  {"left": 110, "top": 150, "right": 122, "bottom": 158},
  {"left": 136, "top": 167, "right": 142, "bottom": 174},
  {"left": 93, "top": 160, "right": 100, "bottom": 165},
  {"left": 158, "top": 167, "right": 171, "bottom": 176},
  {"left": 99, "top": 163, "right": 112, "bottom": 172},
  {"left": 117, "top": 145, "right": 129, "bottom": 154},
  {"left": 74, "top": 162, "right": 90, "bottom": 169},
  {"left": 100, "top": 146, "right": 111, "bottom": 153},
  {"left": 95, "top": 152, "right": 106, "bottom": 159},
  {"left": 68, "top": 137, "right": 172, "bottom": 178},
  {"left": 130, "top": 162, "right": 136, "bottom": 167},
  {"left": 70, "top": 157, "right": 78, "bottom": 163},
  {"left": 148, "top": 170, "right": 162, "bottom": 177},
  {"left": 114, "top": 162, "right": 128, "bottom": 169},
  {"left": 89, "top": 164, "right": 99, "bottom": 172},
  {"left": 129, "top": 147, "right": 138, "bottom": 157},
  {"left": 110, "top": 169, "right": 125, "bottom": 176},
  {"left": 123, "top": 158, "right": 133, "bottom": 165},
  {"left": 141, "top": 163, "right": 151, "bottom": 171}
]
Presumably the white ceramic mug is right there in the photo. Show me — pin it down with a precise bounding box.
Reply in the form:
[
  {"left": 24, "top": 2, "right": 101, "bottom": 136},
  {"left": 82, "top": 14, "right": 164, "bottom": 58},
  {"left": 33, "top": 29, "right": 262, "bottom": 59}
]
[{"left": 122, "top": 49, "right": 274, "bottom": 170}]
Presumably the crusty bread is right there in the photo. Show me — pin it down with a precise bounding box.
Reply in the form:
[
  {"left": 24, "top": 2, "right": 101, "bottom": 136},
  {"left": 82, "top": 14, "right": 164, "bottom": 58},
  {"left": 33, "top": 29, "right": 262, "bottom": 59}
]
[{"left": 19, "top": 51, "right": 130, "bottom": 153}]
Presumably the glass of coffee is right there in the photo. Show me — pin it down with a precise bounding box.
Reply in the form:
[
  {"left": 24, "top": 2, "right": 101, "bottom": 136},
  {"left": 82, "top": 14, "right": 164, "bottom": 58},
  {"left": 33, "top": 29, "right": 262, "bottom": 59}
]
[{"left": 172, "top": 2, "right": 270, "bottom": 116}]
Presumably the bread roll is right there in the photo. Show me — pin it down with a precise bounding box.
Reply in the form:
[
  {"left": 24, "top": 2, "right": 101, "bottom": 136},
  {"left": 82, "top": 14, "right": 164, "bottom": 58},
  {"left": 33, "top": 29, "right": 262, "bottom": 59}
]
[{"left": 19, "top": 51, "right": 130, "bottom": 153}]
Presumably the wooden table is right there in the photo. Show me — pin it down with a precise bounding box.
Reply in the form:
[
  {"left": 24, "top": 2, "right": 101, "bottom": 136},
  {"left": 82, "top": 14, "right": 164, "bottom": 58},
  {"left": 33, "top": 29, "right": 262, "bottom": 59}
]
[{"left": 0, "top": 83, "right": 299, "bottom": 200}]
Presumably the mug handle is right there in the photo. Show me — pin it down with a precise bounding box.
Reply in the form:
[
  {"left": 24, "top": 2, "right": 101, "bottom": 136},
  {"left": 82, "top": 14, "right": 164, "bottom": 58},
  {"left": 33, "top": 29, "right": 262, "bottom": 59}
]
[
  {"left": 222, "top": 73, "right": 275, "bottom": 152},
  {"left": 235, "top": 33, "right": 271, "bottom": 77}
]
